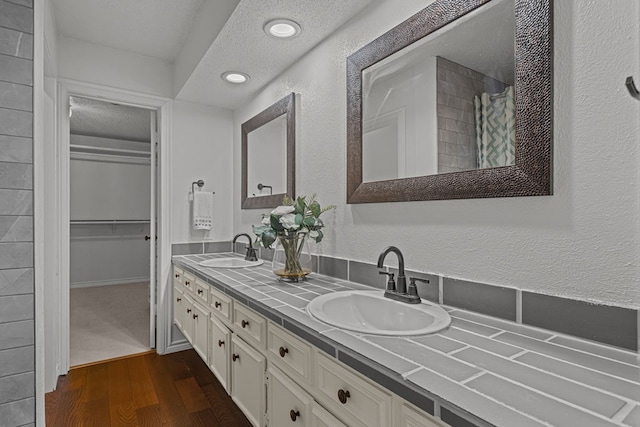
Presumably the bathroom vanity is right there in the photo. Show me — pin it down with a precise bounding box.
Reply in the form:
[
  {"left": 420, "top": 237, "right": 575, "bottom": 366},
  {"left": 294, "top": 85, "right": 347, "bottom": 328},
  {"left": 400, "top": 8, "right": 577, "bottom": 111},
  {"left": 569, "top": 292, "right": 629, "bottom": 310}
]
[{"left": 172, "top": 253, "right": 639, "bottom": 427}]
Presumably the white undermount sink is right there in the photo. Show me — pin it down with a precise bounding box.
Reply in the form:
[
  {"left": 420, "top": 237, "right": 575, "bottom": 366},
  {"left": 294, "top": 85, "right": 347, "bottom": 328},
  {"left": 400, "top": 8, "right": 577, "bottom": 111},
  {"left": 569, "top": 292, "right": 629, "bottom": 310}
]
[
  {"left": 307, "top": 290, "right": 451, "bottom": 336},
  {"left": 198, "top": 258, "right": 264, "bottom": 269}
]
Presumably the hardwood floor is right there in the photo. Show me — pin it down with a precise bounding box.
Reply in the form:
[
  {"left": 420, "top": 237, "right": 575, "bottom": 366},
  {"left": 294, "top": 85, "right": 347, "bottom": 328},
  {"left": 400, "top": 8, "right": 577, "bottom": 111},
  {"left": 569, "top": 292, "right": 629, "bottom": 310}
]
[{"left": 45, "top": 350, "right": 252, "bottom": 427}]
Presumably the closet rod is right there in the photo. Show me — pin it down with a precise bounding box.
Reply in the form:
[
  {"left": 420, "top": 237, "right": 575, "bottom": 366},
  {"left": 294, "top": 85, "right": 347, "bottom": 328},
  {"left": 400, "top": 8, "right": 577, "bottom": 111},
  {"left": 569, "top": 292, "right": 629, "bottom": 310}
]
[{"left": 70, "top": 220, "right": 151, "bottom": 225}]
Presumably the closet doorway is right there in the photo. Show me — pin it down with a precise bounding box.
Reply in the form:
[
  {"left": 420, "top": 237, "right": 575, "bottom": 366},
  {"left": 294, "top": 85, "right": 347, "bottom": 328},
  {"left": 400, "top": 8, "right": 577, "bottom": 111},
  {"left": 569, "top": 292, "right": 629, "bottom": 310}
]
[{"left": 68, "top": 96, "right": 158, "bottom": 367}]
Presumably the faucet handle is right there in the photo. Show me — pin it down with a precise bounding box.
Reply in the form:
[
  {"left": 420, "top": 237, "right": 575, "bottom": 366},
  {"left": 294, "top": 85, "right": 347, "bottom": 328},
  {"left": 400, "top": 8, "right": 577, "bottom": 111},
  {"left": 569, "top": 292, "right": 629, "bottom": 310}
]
[
  {"left": 408, "top": 277, "right": 429, "bottom": 298},
  {"left": 379, "top": 271, "right": 396, "bottom": 291},
  {"left": 245, "top": 247, "right": 258, "bottom": 262}
]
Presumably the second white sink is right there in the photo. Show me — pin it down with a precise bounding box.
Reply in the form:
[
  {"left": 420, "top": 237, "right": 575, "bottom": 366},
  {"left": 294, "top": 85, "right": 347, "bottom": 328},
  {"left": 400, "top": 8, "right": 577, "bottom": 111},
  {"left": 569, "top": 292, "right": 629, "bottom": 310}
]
[
  {"left": 199, "top": 258, "right": 264, "bottom": 269},
  {"left": 307, "top": 290, "right": 451, "bottom": 336}
]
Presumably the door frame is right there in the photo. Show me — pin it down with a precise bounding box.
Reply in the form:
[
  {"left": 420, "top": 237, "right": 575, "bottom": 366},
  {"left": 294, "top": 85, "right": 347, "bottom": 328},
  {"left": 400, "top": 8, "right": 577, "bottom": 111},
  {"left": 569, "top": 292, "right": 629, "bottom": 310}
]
[{"left": 55, "top": 79, "right": 173, "bottom": 375}]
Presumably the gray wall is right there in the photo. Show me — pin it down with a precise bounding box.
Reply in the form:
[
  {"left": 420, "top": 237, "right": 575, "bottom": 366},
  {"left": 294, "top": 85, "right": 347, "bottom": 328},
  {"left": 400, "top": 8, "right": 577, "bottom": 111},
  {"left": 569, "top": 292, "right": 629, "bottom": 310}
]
[
  {"left": 0, "top": 0, "right": 35, "bottom": 426},
  {"left": 436, "top": 56, "right": 507, "bottom": 173}
]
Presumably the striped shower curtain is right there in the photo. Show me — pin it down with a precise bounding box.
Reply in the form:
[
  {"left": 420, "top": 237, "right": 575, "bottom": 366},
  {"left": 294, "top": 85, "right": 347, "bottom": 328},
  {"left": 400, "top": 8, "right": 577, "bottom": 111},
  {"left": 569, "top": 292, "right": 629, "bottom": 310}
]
[{"left": 474, "top": 86, "right": 515, "bottom": 168}]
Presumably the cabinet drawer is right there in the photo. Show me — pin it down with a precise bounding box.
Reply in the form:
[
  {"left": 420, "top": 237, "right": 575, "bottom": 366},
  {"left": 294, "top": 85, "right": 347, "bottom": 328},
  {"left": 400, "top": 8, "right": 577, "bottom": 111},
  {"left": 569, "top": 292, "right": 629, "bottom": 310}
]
[
  {"left": 182, "top": 271, "right": 195, "bottom": 292},
  {"left": 268, "top": 365, "right": 313, "bottom": 427},
  {"left": 314, "top": 351, "right": 392, "bottom": 427},
  {"left": 194, "top": 279, "right": 209, "bottom": 305},
  {"left": 268, "top": 322, "right": 313, "bottom": 384},
  {"left": 173, "top": 266, "right": 184, "bottom": 287},
  {"left": 210, "top": 286, "right": 232, "bottom": 323},
  {"left": 233, "top": 303, "right": 266, "bottom": 349}
]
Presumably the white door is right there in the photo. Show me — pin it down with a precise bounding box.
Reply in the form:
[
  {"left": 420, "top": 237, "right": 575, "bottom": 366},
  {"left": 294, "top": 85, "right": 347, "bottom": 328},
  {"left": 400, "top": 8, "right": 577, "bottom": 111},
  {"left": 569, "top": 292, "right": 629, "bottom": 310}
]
[{"left": 149, "top": 111, "right": 157, "bottom": 348}]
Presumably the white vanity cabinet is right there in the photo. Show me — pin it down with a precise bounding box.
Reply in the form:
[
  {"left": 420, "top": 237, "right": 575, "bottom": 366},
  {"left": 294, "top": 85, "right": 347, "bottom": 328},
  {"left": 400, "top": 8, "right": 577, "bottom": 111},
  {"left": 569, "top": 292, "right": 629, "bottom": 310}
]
[
  {"left": 231, "top": 334, "right": 267, "bottom": 427},
  {"left": 172, "top": 264, "right": 450, "bottom": 427},
  {"left": 172, "top": 268, "right": 209, "bottom": 364}
]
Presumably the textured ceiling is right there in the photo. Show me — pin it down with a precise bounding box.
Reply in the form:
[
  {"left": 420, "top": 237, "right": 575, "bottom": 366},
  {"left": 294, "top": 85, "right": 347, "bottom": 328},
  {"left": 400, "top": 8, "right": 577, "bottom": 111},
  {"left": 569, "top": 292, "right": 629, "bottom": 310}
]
[
  {"left": 70, "top": 96, "right": 151, "bottom": 142},
  {"left": 52, "top": 0, "right": 374, "bottom": 109},
  {"left": 52, "top": 0, "right": 204, "bottom": 61},
  {"left": 175, "top": 0, "right": 373, "bottom": 109}
]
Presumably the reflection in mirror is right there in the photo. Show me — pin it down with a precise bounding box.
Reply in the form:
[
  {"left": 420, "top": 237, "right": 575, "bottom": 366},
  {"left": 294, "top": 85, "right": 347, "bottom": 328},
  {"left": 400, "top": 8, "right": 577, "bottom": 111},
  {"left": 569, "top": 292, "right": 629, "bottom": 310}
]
[
  {"left": 247, "top": 115, "right": 287, "bottom": 197},
  {"left": 346, "top": 0, "right": 552, "bottom": 203},
  {"left": 242, "top": 93, "right": 296, "bottom": 209},
  {"left": 362, "top": 0, "right": 515, "bottom": 182}
]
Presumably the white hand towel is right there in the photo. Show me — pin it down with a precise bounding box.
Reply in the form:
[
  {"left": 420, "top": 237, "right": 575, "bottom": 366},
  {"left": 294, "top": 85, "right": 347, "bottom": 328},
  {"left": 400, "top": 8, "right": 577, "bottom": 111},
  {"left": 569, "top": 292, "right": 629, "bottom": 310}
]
[{"left": 192, "top": 191, "right": 214, "bottom": 230}]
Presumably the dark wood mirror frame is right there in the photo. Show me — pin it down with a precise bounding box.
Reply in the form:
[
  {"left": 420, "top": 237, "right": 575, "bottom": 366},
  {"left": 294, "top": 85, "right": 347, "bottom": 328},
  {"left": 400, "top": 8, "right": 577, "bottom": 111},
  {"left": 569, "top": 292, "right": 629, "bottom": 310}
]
[
  {"left": 346, "top": 0, "right": 552, "bottom": 203},
  {"left": 242, "top": 93, "right": 296, "bottom": 209}
]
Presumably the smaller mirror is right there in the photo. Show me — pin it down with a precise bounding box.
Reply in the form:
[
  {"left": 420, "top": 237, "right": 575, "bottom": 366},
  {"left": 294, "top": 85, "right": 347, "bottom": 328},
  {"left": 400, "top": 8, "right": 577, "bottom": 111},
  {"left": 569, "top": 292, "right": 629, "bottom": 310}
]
[{"left": 242, "top": 93, "right": 296, "bottom": 209}]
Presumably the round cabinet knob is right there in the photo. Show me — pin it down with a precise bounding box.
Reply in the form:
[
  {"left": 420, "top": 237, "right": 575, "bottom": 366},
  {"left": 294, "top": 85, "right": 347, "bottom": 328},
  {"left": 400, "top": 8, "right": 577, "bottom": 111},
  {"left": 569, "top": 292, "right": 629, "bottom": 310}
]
[
  {"left": 232, "top": 353, "right": 240, "bottom": 362},
  {"left": 218, "top": 340, "right": 224, "bottom": 347},
  {"left": 176, "top": 297, "right": 181, "bottom": 302},
  {"left": 197, "top": 289, "right": 203, "bottom": 295},
  {"left": 289, "top": 409, "right": 300, "bottom": 422},
  {"left": 186, "top": 308, "right": 192, "bottom": 314},
  {"left": 145, "top": 235, "right": 151, "bottom": 241},
  {"left": 337, "top": 389, "right": 350, "bottom": 404},
  {"left": 185, "top": 281, "right": 190, "bottom": 286},
  {"left": 214, "top": 301, "right": 221, "bottom": 308},
  {"left": 241, "top": 319, "right": 249, "bottom": 328},
  {"left": 279, "top": 346, "right": 289, "bottom": 358},
  {"left": 192, "top": 314, "right": 198, "bottom": 319},
  {"left": 175, "top": 274, "right": 180, "bottom": 278}
]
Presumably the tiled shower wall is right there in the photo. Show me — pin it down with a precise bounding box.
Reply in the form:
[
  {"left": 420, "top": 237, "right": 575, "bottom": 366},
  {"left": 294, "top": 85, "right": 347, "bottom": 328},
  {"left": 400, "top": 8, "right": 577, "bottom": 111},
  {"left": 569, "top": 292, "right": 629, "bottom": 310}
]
[
  {"left": 0, "top": 0, "right": 35, "bottom": 426},
  {"left": 436, "top": 57, "right": 508, "bottom": 173}
]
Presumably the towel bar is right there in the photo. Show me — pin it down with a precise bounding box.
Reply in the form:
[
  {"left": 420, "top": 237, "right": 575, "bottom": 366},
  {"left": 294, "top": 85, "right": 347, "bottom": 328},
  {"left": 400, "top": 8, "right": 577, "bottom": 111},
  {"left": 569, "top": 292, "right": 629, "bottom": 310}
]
[{"left": 191, "top": 180, "right": 215, "bottom": 194}]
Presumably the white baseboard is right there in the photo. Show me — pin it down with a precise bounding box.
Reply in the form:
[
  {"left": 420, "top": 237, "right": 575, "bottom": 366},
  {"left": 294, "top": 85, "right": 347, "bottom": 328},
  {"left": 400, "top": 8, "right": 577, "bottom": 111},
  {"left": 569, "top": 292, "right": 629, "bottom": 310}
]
[
  {"left": 70, "top": 277, "right": 150, "bottom": 288},
  {"left": 161, "top": 340, "right": 192, "bottom": 355}
]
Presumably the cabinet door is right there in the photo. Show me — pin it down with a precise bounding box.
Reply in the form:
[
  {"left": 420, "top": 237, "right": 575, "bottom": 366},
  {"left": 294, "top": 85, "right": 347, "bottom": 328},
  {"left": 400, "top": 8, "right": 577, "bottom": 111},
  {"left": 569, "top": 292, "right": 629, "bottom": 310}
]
[
  {"left": 310, "top": 402, "right": 347, "bottom": 427},
  {"left": 209, "top": 315, "right": 231, "bottom": 392},
  {"left": 192, "top": 301, "right": 209, "bottom": 361},
  {"left": 173, "top": 286, "right": 184, "bottom": 330},
  {"left": 268, "top": 365, "right": 313, "bottom": 427},
  {"left": 182, "top": 294, "right": 195, "bottom": 343},
  {"left": 231, "top": 335, "right": 266, "bottom": 427}
]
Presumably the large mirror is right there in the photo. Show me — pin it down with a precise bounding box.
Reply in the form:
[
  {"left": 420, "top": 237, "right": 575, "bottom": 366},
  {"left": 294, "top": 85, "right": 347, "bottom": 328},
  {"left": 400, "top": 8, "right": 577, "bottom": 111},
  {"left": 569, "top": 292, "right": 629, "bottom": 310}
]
[
  {"left": 242, "top": 93, "right": 296, "bottom": 209},
  {"left": 347, "top": 0, "right": 552, "bottom": 203}
]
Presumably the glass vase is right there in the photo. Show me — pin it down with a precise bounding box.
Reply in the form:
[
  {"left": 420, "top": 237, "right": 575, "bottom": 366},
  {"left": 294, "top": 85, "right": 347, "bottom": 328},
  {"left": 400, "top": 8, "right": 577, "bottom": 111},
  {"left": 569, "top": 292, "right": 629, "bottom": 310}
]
[{"left": 272, "top": 233, "right": 312, "bottom": 282}]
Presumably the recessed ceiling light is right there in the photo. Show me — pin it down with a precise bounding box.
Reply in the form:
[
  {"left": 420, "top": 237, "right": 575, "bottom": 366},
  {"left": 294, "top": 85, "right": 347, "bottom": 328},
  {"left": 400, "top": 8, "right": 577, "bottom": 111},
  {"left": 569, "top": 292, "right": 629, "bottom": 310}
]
[
  {"left": 264, "top": 19, "right": 301, "bottom": 39},
  {"left": 221, "top": 71, "right": 250, "bottom": 84}
]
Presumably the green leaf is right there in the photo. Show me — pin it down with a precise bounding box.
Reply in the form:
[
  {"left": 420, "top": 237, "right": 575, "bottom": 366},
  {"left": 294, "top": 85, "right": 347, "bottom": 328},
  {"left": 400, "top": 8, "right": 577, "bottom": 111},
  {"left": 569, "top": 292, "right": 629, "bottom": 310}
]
[
  {"left": 314, "top": 229, "right": 324, "bottom": 243},
  {"left": 294, "top": 213, "right": 303, "bottom": 225},
  {"left": 303, "top": 216, "right": 316, "bottom": 227},
  {"left": 261, "top": 229, "right": 276, "bottom": 248},
  {"left": 309, "top": 200, "right": 321, "bottom": 217},
  {"left": 294, "top": 196, "right": 305, "bottom": 214},
  {"left": 270, "top": 215, "right": 285, "bottom": 232}
]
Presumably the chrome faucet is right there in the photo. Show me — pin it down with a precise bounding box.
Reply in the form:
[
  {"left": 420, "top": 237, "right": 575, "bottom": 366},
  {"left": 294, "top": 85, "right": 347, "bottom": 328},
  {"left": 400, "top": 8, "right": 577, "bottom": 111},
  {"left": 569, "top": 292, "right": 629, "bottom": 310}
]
[
  {"left": 233, "top": 233, "right": 258, "bottom": 261},
  {"left": 377, "top": 246, "right": 422, "bottom": 304}
]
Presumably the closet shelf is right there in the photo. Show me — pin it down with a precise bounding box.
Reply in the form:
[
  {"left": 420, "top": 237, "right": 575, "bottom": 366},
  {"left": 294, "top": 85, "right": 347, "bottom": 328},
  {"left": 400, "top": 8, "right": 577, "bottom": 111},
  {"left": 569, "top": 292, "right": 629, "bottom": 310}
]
[{"left": 70, "top": 144, "right": 151, "bottom": 158}]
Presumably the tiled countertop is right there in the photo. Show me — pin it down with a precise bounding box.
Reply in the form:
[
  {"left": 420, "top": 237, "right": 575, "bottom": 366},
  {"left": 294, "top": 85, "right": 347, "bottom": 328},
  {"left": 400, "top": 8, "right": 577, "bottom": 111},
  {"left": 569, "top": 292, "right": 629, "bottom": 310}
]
[{"left": 173, "top": 253, "right": 640, "bottom": 427}]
